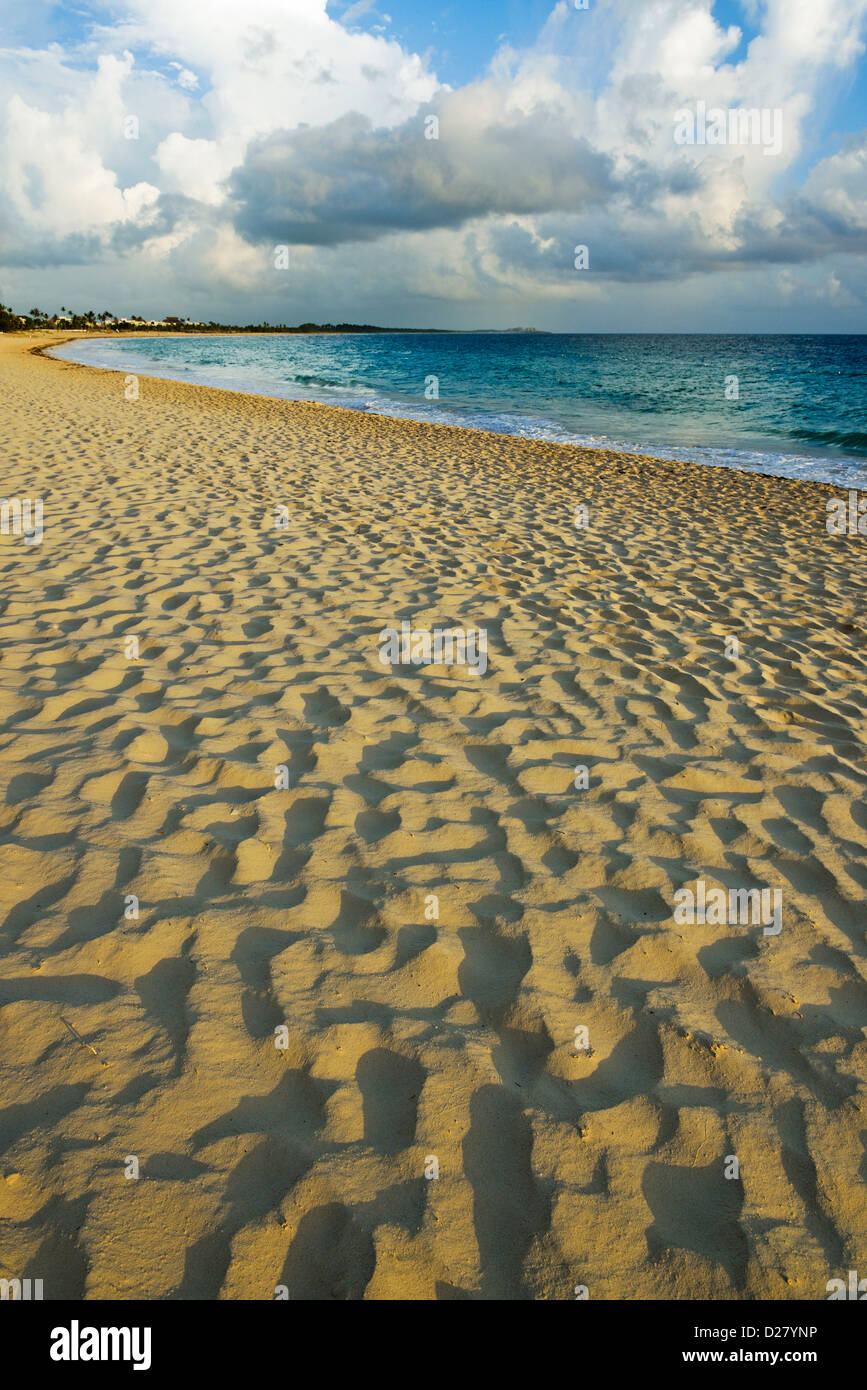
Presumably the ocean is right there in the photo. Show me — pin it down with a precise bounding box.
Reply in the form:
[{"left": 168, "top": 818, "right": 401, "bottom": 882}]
[{"left": 50, "top": 332, "right": 867, "bottom": 488}]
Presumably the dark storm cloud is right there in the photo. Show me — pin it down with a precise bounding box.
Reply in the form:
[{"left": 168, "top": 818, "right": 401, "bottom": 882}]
[{"left": 228, "top": 105, "right": 621, "bottom": 246}]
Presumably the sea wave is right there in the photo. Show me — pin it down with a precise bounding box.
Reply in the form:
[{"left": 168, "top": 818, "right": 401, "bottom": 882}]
[
  {"left": 291, "top": 372, "right": 367, "bottom": 389},
  {"left": 790, "top": 427, "right": 867, "bottom": 450}
]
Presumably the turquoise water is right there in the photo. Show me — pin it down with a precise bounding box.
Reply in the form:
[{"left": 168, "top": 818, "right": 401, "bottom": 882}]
[{"left": 51, "top": 333, "right": 867, "bottom": 487}]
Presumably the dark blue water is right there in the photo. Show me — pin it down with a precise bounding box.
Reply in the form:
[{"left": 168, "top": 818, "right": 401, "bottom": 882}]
[{"left": 51, "top": 333, "right": 867, "bottom": 487}]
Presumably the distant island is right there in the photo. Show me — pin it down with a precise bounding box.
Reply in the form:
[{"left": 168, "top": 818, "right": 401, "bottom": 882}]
[{"left": 0, "top": 304, "right": 550, "bottom": 335}]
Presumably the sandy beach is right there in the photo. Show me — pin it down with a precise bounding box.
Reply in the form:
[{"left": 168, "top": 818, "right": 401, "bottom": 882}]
[{"left": 0, "top": 329, "right": 865, "bottom": 1301}]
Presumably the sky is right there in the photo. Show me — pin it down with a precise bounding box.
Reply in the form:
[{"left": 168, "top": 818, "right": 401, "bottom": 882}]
[{"left": 0, "top": 0, "right": 865, "bottom": 331}]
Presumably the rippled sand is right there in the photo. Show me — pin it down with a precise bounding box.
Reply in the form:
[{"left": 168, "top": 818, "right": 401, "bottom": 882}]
[{"left": 0, "top": 331, "right": 865, "bottom": 1300}]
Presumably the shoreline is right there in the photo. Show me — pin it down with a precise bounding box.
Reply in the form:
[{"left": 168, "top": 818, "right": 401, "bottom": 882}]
[
  {"left": 0, "top": 329, "right": 865, "bottom": 1300},
  {"left": 39, "top": 330, "right": 862, "bottom": 491}
]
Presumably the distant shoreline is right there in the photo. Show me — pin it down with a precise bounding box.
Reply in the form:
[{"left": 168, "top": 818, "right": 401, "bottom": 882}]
[
  {"left": 8, "top": 325, "right": 867, "bottom": 339},
  {"left": 4, "top": 322, "right": 551, "bottom": 337}
]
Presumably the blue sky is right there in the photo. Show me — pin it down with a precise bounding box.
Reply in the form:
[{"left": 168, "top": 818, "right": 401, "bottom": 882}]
[
  {"left": 333, "top": 0, "right": 759, "bottom": 80},
  {"left": 329, "top": 0, "right": 568, "bottom": 84},
  {"left": 0, "top": 0, "right": 865, "bottom": 330}
]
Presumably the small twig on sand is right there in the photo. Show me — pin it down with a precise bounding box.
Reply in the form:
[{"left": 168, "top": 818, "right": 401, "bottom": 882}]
[{"left": 58, "top": 1014, "right": 108, "bottom": 1067}]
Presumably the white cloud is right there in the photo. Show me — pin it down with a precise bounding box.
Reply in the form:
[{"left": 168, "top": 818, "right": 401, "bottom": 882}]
[
  {"left": 156, "top": 133, "right": 226, "bottom": 204},
  {"left": 169, "top": 63, "right": 199, "bottom": 91},
  {"left": 1, "top": 54, "right": 160, "bottom": 240},
  {"left": 802, "top": 137, "right": 867, "bottom": 231}
]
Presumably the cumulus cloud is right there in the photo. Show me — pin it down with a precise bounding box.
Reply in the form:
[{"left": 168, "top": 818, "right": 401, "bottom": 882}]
[
  {"left": 0, "top": 57, "right": 159, "bottom": 239},
  {"left": 229, "top": 97, "right": 618, "bottom": 246}
]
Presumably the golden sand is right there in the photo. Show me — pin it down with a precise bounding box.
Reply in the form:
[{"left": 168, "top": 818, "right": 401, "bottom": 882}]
[{"left": 0, "top": 331, "right": 865, "bottom": 1300}]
